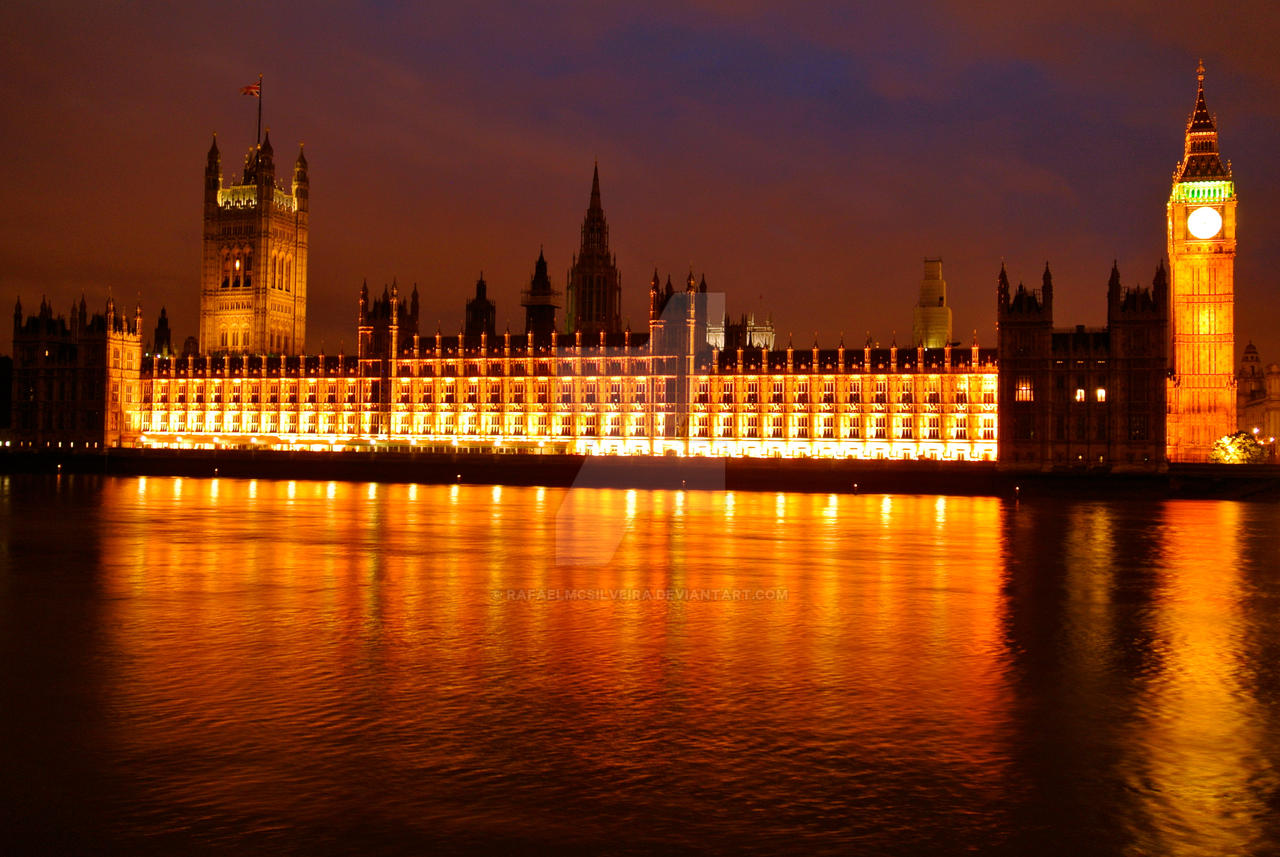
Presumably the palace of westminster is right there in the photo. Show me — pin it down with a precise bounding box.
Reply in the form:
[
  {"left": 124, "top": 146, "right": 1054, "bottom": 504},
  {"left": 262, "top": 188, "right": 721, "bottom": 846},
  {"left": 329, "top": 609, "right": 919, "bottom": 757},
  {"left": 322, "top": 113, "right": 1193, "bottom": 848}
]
[{"left": 8, "top": 65, "right": 1279, "bottom": 467}]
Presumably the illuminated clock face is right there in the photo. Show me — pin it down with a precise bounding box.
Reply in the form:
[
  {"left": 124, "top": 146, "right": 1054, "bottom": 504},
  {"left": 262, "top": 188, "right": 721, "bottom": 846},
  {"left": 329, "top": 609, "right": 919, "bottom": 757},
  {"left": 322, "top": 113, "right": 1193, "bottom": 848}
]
[{"left": 1187, "top": 206, "right": 1223, "bottom": 240}]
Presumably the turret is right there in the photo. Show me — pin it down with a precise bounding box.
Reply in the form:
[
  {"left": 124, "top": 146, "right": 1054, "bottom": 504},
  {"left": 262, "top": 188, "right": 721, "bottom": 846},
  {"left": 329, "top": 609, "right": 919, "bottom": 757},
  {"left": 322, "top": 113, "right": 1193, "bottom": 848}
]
[
  {"left": 1152, "top": 260, "right": 1168, "bottom": 303},
  {"left": 649, "top": 269, "right": 661, "bottom": 321},
  {"left": 1041, "top": 262, "right": 1054, "bottom": 314},
  {"left": 521, "top": 249, "right": 558, "bottom": 342},
  {"left": 293, "top": 144, "right": 308, "bottom": 212},
  {"left": 389, "top": 280, "right": 400, "bottom": 357},
  {"left": 465, "top": 273, "right": 497, "bottom": 339},
  {"left": 258, "top": 130, "right": 275, "bottom": 175},
  {"left": 205, "top": 134, "right": 221, "bottom": 205}
]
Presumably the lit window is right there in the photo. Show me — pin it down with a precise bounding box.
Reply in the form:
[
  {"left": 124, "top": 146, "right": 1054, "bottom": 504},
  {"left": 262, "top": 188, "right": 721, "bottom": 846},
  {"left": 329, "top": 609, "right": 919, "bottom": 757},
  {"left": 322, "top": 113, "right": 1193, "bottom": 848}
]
[
  {"left": 1096, "top": 388, "right": 1106, "bottom": 403},
  {"left": 1015, "top": 377, "right": 1033, "bottom": 402},
  {"left": 1075, "top": 388, "right": 1086, "bottom": 403}
]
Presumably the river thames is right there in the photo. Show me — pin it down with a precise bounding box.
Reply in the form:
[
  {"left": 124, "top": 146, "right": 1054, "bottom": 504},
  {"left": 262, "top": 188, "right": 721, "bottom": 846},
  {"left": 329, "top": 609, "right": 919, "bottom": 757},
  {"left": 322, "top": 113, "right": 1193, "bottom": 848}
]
[{"left": 2, "top": 474, "right": 1278, "bottom": 855}]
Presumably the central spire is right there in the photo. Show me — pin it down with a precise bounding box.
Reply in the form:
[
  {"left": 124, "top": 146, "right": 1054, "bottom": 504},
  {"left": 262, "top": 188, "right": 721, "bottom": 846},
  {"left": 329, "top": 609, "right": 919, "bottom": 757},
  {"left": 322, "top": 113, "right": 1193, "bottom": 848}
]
[
  {"left": 565, "top": 162, "right": 622, "bottom": 335},
  {"left": 578, "top": 162, "right": 610, "bottom": 258}
]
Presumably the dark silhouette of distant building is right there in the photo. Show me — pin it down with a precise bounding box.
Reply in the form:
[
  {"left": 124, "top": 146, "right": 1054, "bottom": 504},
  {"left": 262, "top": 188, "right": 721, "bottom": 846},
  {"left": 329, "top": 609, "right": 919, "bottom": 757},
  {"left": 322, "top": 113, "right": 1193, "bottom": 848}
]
[
  {"left": 0, "top": 355, "right": 11, "bottom": 432},
  {"left": 565, "top": 164, "right": 622, "bottom": 336},
  {"left": 997, "top": 262, "right": 1167, "bottom": 471},
  {"left": 153, "top": 306, "right": 173, "bottom": 357},
  {"left": 465, "top": 275, "right": 497, "bottom": 340},
  {"left": 521, "top": 249, "right": 560, "bottom": 345},
  {"left": 357, "top": 280, "right": 419, "bottom": 359}
]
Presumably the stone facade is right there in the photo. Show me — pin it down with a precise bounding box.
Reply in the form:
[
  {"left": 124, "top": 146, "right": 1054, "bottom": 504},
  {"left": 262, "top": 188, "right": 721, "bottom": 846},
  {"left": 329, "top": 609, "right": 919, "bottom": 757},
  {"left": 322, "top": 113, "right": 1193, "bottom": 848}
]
[
  {"left": 199, "top": 133, "right": 308, "bottom": 355},
  {"left": 134, "top": 288, "right": 998, "bottom": 460}
]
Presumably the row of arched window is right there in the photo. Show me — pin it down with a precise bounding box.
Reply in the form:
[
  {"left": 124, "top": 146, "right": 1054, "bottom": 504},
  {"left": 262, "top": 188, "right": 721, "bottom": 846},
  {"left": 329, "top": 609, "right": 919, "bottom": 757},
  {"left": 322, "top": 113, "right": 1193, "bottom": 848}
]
[
  {"left": 220, "top": 249, "right": 252, "bottom": 289},
  {"left": 219, "top": 248, "right": 294, "bottom": 291},
  {"left": 217, "top": 326, "right": 291, "bottom": 353},
  {"left": 219, "top": 326, "right": 251, "bottom": 348}
]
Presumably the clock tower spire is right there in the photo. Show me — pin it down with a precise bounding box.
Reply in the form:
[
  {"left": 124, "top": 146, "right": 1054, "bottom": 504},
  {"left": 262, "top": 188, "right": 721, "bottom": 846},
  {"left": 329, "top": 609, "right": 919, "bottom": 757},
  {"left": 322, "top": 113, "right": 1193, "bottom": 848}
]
[{"left": 1166, "top": 60, "right": 1237, "bottom": 461}]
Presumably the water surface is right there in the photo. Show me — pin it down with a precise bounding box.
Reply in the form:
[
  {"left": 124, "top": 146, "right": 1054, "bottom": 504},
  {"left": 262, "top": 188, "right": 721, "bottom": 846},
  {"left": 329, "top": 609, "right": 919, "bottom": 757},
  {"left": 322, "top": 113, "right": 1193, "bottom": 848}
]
[{"left": 2, "top": 475, "right": 1278, "bottom": 855}]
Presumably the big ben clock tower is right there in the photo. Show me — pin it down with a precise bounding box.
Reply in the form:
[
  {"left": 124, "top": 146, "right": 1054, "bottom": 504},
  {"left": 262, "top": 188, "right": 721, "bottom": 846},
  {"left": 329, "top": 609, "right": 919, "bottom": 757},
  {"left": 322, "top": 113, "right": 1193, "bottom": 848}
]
[{"left": 1167, "top": 61, "right": 1237, "bottom": 462}]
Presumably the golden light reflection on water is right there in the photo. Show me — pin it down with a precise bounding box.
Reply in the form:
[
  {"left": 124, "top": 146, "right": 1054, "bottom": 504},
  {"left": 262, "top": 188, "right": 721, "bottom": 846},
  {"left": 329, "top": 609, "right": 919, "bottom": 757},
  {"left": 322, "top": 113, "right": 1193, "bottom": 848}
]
[
  {"left": 1122, "top": 501, "right": 1273, "bottom": 857},
  {"left": 83, "top": 479, "right": 1023, "bottom": 842},
  {"left": 7, "top": 475, "right": 1279, "bottom": 853}
]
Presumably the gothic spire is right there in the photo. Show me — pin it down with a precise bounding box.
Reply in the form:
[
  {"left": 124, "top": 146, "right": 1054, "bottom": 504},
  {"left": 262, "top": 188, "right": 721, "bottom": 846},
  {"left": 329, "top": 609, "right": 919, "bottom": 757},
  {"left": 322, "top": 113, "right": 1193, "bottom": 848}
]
[
  {"left": 1108, "top": 260, "right": 1122, "bottom": 303},
  {"left": 1189, "top": 59, "right": 1214, "bottom": 133},
  {"left": 1178, "top": 60, "right": 1230, "bottom": 181},
  {"left": 590, "top": 160, "right": 601, "bottom": 211}
]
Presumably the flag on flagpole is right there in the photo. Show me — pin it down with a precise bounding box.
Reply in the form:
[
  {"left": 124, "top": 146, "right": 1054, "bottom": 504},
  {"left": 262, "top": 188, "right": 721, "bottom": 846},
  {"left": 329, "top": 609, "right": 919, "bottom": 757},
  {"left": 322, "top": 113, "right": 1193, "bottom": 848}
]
[{"left": 240, "top": 82, "right": 261, "bottom": 97}]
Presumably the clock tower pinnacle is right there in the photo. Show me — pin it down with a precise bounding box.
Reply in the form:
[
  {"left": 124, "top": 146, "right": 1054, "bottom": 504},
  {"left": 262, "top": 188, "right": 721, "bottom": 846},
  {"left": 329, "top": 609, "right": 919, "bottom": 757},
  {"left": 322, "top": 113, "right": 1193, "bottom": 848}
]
[{"left": 1166, "top": 60, "right": 1237, "bottom": 461}]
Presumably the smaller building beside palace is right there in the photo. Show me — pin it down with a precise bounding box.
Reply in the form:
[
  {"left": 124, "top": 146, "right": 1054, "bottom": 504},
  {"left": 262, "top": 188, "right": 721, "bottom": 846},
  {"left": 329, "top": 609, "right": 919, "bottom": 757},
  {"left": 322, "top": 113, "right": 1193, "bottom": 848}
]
[
  {"left": 1237, "top": 343, "right": 1280, "bottom": 445},
  {"left": 9, "top": 295, "right": 142, "bottom": 449},
  {"left": 997, "top": 262, "right": 1169, "bottom": 471}
]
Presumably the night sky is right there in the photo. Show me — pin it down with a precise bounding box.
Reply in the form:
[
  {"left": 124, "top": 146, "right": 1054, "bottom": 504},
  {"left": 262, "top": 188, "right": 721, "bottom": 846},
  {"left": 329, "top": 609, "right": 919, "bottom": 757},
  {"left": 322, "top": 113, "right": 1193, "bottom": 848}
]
[{"left": 3, "top": 2, "right": 1278, "bottom": 359}]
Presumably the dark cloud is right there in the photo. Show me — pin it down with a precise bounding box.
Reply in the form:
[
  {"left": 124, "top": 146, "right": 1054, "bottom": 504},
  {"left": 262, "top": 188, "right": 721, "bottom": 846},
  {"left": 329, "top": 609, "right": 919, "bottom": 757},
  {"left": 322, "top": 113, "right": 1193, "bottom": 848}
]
[{"left": 2, "top": 1, "right": 1277, "bottom": 357}]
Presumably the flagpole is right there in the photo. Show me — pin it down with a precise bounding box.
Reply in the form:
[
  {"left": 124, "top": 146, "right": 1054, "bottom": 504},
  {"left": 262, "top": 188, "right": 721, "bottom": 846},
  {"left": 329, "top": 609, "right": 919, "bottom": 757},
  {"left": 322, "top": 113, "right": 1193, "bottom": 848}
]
[{"left": 256, "top": 73, "right": 263, "bottom": 147}]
